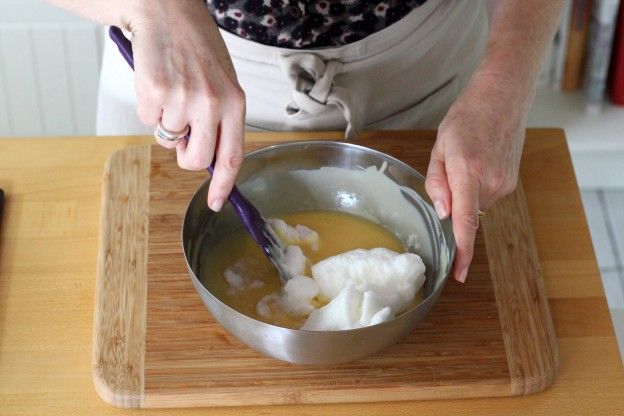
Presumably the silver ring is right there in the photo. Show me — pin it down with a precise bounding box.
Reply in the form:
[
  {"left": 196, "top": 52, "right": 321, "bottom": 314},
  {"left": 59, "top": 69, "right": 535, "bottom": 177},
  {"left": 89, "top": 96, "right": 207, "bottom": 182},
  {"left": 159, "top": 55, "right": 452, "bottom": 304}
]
[{"left": 154, "top": 121, "right": 190, "bottom": 142}]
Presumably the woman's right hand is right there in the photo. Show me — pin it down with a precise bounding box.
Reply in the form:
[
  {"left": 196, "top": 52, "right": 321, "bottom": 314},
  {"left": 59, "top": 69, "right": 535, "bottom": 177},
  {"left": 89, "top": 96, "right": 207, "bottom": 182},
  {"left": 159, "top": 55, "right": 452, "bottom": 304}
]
[{"left": 122, "top": 0, "right": 245, "bottom": 212}]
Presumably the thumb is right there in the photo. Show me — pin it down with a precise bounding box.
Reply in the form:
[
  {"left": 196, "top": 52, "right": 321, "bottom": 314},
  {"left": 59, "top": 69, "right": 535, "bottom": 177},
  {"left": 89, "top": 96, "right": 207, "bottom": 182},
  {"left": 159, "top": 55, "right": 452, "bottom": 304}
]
[{"left": 425, "top": 148, "right": 452, "bottom": 220}]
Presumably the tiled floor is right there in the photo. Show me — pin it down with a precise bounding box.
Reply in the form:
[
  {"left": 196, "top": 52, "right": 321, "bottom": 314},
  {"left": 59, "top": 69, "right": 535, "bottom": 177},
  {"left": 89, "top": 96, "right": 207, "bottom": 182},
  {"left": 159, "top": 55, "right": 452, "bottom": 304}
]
[{"left": 580, "top": 190, "right": 624, "bottom": 363}]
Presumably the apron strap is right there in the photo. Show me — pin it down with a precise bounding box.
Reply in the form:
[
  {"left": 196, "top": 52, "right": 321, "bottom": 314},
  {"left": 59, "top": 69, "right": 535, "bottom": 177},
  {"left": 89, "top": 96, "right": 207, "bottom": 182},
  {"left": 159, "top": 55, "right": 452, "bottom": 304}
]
[{"left": 279, "top": 53, "right": 360, "bottom": 138}]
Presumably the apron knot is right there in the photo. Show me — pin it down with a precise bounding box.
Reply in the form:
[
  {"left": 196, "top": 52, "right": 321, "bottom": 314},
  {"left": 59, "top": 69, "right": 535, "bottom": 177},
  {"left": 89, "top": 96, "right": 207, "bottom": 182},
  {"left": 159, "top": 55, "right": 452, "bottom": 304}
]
[{"left": 280, "top": 53, "right": 359, "bottom": 138}]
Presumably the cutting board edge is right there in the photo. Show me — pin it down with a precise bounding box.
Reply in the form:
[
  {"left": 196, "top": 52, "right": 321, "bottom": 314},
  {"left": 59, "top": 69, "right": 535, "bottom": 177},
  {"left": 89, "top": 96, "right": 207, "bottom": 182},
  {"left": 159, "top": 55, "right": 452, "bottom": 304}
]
[
  {"left": 92, "top": 145, "right": 151, "bottom": 409},
  {"left": 92, "top": 136, "right": 561, "bottom": 408},
  {"left": 141, "top": 379, "right": 514, "bottom": 408},
  {"left": 483, "top": 178, "right": 560, "bottom": 395}
]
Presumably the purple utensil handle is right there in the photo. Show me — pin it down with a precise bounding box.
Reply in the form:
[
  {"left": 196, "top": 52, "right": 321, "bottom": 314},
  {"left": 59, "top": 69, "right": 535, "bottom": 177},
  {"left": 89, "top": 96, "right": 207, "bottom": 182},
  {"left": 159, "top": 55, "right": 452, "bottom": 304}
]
[
  {"left": 206, "top": 163, "right": 271, "bottom": 254},
  {"left": 109, "top": 26, "right": 134, "bottom": 70},
  {"left": 109, "top": 26, "right": 271, "bottom": 252}
]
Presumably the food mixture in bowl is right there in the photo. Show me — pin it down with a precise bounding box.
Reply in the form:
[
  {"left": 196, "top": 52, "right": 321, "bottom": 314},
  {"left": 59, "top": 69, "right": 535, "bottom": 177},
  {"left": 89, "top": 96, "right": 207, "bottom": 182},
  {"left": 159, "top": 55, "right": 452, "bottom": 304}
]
[{"left": 200, "top": 209, "right": 426, "bottom": 330}]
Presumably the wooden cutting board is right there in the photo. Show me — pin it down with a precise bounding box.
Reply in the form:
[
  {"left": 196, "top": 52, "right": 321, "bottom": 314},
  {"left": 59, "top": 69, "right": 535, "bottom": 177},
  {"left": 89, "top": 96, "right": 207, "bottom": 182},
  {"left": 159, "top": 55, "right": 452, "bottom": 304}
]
[{"left": 93, "top": 134, "right": 558, "bottom": 408}]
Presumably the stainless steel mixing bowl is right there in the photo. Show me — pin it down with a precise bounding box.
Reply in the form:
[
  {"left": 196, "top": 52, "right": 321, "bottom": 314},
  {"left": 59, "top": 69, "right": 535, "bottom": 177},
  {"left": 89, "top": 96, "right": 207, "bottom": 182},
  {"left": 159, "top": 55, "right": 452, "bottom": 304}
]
[{"left": 182, "top": 141, "right": 455, "bottom": 364}]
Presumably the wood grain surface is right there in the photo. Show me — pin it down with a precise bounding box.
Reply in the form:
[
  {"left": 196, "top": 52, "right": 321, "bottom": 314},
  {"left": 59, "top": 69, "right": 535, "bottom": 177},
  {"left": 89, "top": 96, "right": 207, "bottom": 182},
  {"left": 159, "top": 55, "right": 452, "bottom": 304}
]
[
  {"left": 482, "top": 182, "right": 558, "bottom": 394},
  {"left": 92, "top": 134, "right": 557, "bottom": 408},
  {"left": 1, "top": 130, "right": 622, "bottom": 416},
  {"left": 93, "top": 145, "right": 151, "bottom": 408}
]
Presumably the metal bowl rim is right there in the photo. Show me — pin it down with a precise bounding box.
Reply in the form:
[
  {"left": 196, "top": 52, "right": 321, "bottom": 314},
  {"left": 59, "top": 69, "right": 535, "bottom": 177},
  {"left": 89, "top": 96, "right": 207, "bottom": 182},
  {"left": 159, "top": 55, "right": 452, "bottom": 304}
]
[{"left": 181, "top": 139, "right": 456, "bottom": 334}]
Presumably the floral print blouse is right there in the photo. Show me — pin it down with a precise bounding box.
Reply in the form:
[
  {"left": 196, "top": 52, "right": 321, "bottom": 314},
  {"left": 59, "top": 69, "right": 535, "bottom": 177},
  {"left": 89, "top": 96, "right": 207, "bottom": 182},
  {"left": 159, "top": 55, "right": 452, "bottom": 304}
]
[{"left": 206, "top": 0, "right": 429, "bottom": 48}]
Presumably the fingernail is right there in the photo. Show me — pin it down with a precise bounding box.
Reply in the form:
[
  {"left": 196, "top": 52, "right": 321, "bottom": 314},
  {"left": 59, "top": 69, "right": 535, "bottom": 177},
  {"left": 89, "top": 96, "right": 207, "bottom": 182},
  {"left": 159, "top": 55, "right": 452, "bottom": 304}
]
[
  {"left": 209, "top": 198, "right": 224, "bottom": 212},
  {"left": 458, "top": 268, "right": 468, "bottom": 283},
  {"left": 434, "top": 199, "right": 448, "bottom": 219}
]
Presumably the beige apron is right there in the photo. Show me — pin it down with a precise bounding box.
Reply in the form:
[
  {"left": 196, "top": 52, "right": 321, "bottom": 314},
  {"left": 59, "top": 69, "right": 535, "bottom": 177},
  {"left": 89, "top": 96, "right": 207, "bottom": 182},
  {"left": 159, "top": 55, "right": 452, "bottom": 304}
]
[{"left": 96, "top": 0, "right": 488, "bottom": 138}]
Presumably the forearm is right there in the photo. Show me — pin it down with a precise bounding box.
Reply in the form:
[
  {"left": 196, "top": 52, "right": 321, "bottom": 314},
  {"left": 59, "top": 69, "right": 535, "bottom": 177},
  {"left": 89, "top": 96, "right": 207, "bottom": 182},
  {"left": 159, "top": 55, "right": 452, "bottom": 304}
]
[{"left": 477, "top": 0, "right": 566, "bottom": 104}]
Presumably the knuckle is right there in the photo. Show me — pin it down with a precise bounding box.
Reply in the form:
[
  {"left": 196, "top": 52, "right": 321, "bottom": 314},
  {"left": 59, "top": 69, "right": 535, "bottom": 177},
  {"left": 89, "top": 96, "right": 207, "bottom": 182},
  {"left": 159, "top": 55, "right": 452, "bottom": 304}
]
[
  {"left": 449, "top": 157, "right": 483, "bottom": 183},
  {"left": 176, "top": 157, "right": 190, "bottom": 170},
  {"left": 136, "top": 104, "right": 157, "bottom": 125},
  {"left": 449, "top": 168, "right": 482, "bottom": 192},
  {"left": 141, "top": 74, "right": 171, "bottom": 99},
  {"left": 183, "top": 154, "right": 211, "bottom": 171},
  {"left": 458, "top": 212, "right": 479, "bottom": 233},
  {"left": 170, "top": 84, "right": 190, "bottom": 106},
  {"left": 218, "top": 151, "right": 244, "bottom": 173},
  {"left": 227, "top": 86, "right": 246, "bottom": 110},
  {"left": 197, "top": 93, "right": 220, "bottom": 113},
  {"left": 424, "top": 178, "right": 435, "bottom": 194},
  {"left": 484, "top": 173, "right": 505, "bottom": 195},
  {"left": 425, "top": 176, "right": 443, "bottom": 196},
  {"left": 465, "top": 163, "right": 484, "bottom": 182},
  {"left": 485, "top": 171, "right": 517, "bottom": 196},
  {"left": 195, "top": 82, "right": 218, "bottom": 102}
]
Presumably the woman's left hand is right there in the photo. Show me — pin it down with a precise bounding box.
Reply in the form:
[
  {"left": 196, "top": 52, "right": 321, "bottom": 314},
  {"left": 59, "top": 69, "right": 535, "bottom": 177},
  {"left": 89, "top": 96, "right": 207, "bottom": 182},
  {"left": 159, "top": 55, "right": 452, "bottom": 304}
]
[{"left": 425, "top": 71, "right": 532, "bottom": 283}]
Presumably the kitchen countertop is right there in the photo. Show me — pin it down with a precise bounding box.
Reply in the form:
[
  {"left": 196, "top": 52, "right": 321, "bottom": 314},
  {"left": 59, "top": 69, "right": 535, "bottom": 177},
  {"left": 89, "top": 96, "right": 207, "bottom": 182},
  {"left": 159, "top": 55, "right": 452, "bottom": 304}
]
[{"left": 0, "top": 129, "right": 622, "bottom": 415}]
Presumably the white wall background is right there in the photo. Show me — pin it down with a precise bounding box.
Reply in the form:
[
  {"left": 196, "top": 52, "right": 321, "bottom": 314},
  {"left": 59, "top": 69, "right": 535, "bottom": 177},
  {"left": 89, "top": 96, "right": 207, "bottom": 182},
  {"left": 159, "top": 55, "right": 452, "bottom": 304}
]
[{"left": 0, "top": 0, "right": 102, "bottom": 137}]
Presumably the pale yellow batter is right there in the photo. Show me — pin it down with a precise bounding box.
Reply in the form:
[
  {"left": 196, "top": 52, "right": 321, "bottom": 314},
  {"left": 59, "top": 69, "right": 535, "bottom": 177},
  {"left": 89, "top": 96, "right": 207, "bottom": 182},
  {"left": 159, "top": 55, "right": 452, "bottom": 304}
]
[{"left": 201, "top": 210, "right": 422, "bottom": 329}]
